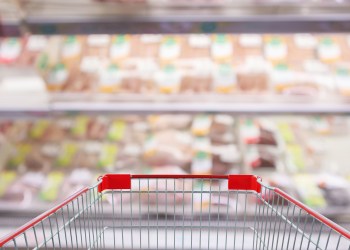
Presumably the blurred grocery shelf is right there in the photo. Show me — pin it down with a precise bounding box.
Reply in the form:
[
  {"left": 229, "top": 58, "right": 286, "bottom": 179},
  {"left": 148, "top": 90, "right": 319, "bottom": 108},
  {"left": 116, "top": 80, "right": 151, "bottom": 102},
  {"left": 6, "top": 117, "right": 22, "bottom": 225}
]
[{"left": 4, "top": 0, "right": 350, "bottom": 35}]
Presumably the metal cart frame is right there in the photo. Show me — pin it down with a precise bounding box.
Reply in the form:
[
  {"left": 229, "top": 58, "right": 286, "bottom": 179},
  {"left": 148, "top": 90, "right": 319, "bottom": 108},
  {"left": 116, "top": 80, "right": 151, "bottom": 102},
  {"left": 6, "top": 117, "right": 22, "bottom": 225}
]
[{"left": 0, "top": 174, "right": 349, "bottom": 249}]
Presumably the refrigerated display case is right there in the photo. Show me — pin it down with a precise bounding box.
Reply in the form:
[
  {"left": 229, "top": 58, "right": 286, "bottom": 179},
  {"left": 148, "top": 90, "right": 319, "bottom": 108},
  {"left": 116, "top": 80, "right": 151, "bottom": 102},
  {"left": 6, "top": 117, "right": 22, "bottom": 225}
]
[{"left": 1, "top": 0, "right": 350, "bottom": 247}]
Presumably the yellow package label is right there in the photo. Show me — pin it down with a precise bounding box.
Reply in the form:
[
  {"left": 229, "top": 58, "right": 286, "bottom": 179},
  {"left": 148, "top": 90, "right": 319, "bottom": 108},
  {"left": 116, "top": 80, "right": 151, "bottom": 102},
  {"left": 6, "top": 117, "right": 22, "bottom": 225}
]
[
  {"left": 108, "top": 120, "right": 126, "bottom": 141},
  {"left": 29, "top": 120, "right": 49, "bottom": 139},
  {"left": 287, "top": 144, "right": 305, "bottom": 171},
  {"left": 98, "top": 144, "right": 118, "bottom": 169},
  {"left": 40, "top": 171, "right": 64, "bottom": 202},
  {"left": 57, "top": 143, "right": 78, "bottom": 167},
  {"left": 278, "top": 122, "right": 295, "bottom": 144},
  {"left": 71, "top": 116, "right": 89, "bottom": 137},
  {"left": 8, "top": 144, "right": 32, "bottom": 167},
  {"left": 0, "top": 171, "right": 16, "bottom": 196}
]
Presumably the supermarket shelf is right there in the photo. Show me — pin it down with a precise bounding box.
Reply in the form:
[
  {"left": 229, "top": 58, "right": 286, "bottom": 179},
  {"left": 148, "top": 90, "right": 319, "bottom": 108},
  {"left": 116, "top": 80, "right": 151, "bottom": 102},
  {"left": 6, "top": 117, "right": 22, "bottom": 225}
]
[
  {"left": 1, "top": 95, "right": 350, "bottom": 115},
  {"left": 51, "top": 101, "right": 350, "bottom": 115},
  {"left": 8, "top": 2, "right": 350, "bottom": 35}
]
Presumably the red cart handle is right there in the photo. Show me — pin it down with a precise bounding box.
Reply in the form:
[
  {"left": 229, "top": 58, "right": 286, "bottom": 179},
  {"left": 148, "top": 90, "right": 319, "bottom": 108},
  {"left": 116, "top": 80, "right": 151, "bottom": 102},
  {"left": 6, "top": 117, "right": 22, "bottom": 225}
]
[{"left": 97, "top": 174, "right": 262, "bottom": 193}]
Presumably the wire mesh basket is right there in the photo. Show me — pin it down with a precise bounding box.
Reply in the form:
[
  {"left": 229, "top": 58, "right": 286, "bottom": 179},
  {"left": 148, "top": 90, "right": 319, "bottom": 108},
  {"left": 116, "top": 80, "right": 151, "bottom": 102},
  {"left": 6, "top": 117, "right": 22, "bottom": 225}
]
[{"left": 0, "top": 174, "right": 349, "bottom": 249}]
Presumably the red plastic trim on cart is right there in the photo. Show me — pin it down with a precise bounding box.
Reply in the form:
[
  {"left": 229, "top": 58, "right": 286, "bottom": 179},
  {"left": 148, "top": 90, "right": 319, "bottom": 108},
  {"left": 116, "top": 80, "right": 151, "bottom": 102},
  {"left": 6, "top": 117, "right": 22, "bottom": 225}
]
[
  {"left": 275, "top": 188, "right": 350, "bottom": 240},
  {"left": 0, "top": 187, "right": 89, "bottom": 247},
  {"left": 97, "top": 174, "right": 262, "bottom": 193}
]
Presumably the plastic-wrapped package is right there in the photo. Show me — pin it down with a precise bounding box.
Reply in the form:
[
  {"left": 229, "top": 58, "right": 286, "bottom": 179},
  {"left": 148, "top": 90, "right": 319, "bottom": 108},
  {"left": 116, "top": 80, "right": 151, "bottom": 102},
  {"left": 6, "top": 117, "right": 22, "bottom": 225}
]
[
  {"left": 317, "top": 174, "right": 350, "bottom": 207},
  {"left": 110, "top": 35, "right": 131, "bottom": 62},
  {"left": 179, "top": 59, "right": 212, "bottom": 93},
  {"left": 264, "top": 36, "right": 288, "bottom": 63},
  {"left": 209, "top": 115, "right": 235, "bottom": 144},
  {"left": 159, "top": 36, "right": 182, "bottom": 62},
  {"left": 211, "top": 34, "right": 233, "bottom": 62},
  {"left": 182, "top": 35, "right": 211, "bottom": 58},
  {"left": 45, "top": 63, "right": 70, "bottom": 92},
  {"left": 236, "top": 57, "right": 271, "bottom": 92},
  {"left": 212, "top": 63, "right": 237, "bottom": 94},
  {"left": 143, "top": 130, "right": 192, "bottom": 168},
  {"left": 87, "top": 116, "right": 108, "bottom": 140},
  {"left": 148, "top": 114, "right": 192, "bottom": 131},
  {"left": 211, "top": 144, "right": 240, "bottom": 175},
  {"left": 134, "top": 35, "right": 162, "bottom": 58},
  {"left": 237, "top": 34, "right": 262, "bottom": 57},
  {"left": 18, "top": 35, "right": 48, "bottom": 66},
  {"left": 61, "top": 36, "right": 83, "bottom": 67},
  {"left": 0, "top": 37, "right": 23, "bottom": 65},
  {"left": 288, "top": 34, "right": 317, "bottom": 64},
  {"left": 317, "top": 37, "right": 341, "bottom": 63},
  {"left": 98, "top": 63, "right": 123, "bottom": 93},
  {"left": 61, "top": 168, "right": 93, "bottom": 197},
  {"left": 154, "top": 64, "right": 182, "bottom": 94}
]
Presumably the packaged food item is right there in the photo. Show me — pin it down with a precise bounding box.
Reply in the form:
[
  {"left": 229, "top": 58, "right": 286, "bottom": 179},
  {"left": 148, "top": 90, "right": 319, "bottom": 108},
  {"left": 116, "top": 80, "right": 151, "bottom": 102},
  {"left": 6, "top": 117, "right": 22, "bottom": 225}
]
[
  {"left": 61, "top": 36, "right": 82, "bottom": 66},
  {"left": 115, "top": 143, "right": 142, "bottom": 170},
  {"left": 264, "top": 36, "right": 287, "bottom": 62},
  {"left": 148, "top": 114, "right": 192, "bottom": 131},
  {"left": 286, "top": 144, "right": 305, "bottom": 172},
  {"left": 317, "top": 37, "right": 341, "bottom": 63},
  {"left": 85, "top": 34, "right": 110, "bottom": 59},
  {"left": 261, "top": 173, "right": 298, "bottom": 205},
  {"left": 28, "top": 120, "right": 50, "bottom": 141},
  {"left": 56, "top": 142, "right": 78, "bottom": 168},
  {"left": 63, "top": 69, "right": 96, "bottom": 93},
  {"left": 98, "top": 63, "right": 123, "bottom": 93},
  {"left": 240, "top": 119, "right": 260, "bottom": 144},
  {"left": 87, "top": 116, "right": 108, "bottom": 140},
  {"left": 237, "top": 34, "right": 262, "bottom": 57},
  {"left": 98, "top": 143, "right": 118, "bottom": 170},
  {"left": 143, "top": 130, "right": 192, "bottom": 168},
  {"left": 212, "top": 63, "right": 237, "bottom": 93},
  {"left": 62, "top": 168, "right": 93, "bottom": 196},
  {"left": 74, "top": 142, "right": 100, "bottom": 169},
  {"left": 211, "top": 144, "right": 240, "bottom": 175},
  {"left": 0, "top": 37, "right": 22, "bottom": 64},
  {"left": 136, "top": 34, "right": 162, "bottom": 58},
  {"left": 210, "top": 115, "right": 235, "bottom": 144},
  {"left": 107, "top": 119, "right": 126, "bottom": 141},
  {"left": 191, "top": 151, "right": 212, "bottom": 175},
  {"left": 245, "top": 147, "right": 277, "bottom": 170},
  {"left": 211, "top": 34, "right": 233, "bottom": 62},
  {"left": 45, "top": 63, "right": 69, "bottom": 92},
  {"left": 110, "top": 35, "right": 131, "bottom": 62},
  {"left": 18, "top": 35, "right": 48, "bottom": 66},
  {"left": 270, "top": 63, "right": 295, "bottom": 93},
  {"left": 39, "top": 171, "right": 64, "bottom": 202},
  {"left": 317, "top": 174, "right": 350, "bottom": 207},
  {"left": 236, "top": 57, "right": 270, "bottom": 92},
  {"left": 2, "top": 171, "right": 46, "bottom": 204},
  {"left": 0, "top": 171, "right": 16, "bottom": 198},
  {"left": 159, "top": 36, "right": 181, "bottom": 61},
  {"left": 183, "top": 34, "right": 211, "bottom": 58},
  {"left": 1, "top": 121, "right": 28, "bottom": 142},
  {"left": 179, "top": 59, "right": 212, "bottom": 93},
  {"left": 277, "top": 122, "right": 296, "bottom": 144},
  {"left": 334, "top": 64, "right": 350, "bottom": 96},
  {"left": 7, "top": 143, "right": 32, "bottom": 169},
  {"left": 154, "top": 64, "right": 182, "bottom": 94},
  {"left": 294, "top": 174, "right": 327, "bottom": 208},
  {"left": 71, "top": 116, "right": 89, "bottom": 139},
  {"left": 191, "top": 115, "right": 212, "bottom": 137},
  {"left": 289, "top": 34, "right": 317, "bottom": 63}
]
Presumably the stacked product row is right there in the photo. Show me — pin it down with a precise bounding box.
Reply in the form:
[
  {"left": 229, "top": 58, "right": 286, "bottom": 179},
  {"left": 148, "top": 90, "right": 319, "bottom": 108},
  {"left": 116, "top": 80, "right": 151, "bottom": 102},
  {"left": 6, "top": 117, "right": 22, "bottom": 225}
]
[
  {"left": 0, "top": 115, "right": 349, "bottom": 211},
  {"left": 2, "top": 34, "right": 350, "bottom": 96}
]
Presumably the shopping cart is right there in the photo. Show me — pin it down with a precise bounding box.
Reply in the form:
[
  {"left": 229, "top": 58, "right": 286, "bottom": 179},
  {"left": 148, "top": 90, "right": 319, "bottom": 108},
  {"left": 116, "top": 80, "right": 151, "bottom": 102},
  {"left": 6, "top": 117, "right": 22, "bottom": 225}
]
[{"left": 0, "top": 174, "right": 349, "bottom": 250}]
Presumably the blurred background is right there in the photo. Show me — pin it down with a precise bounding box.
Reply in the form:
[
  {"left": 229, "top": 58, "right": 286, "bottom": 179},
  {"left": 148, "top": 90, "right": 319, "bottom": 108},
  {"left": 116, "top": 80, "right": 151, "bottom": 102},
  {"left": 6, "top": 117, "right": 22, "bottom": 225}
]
[{"left": 1, "top": 0, "right": 350, "bottom": 246}]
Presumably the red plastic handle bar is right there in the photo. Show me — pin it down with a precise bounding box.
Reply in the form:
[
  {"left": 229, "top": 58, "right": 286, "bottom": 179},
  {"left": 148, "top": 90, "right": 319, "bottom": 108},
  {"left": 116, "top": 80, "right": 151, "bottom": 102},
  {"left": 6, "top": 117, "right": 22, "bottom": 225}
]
[
  {"left": 0, "top": 187, "right": 89, "bottom": 247},
  {"left": 97, "top": 174, "right": 262, "bottom": 193},
  {"left": 275, "top": 188, "right": 350, "bottom": 240}
]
